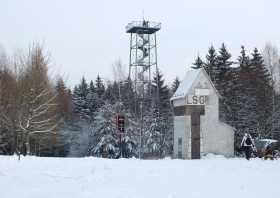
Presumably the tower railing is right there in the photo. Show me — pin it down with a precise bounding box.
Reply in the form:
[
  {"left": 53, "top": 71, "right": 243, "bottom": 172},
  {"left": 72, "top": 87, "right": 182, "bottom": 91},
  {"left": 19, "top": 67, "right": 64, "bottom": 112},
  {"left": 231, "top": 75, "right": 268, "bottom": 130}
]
[{"left": 125, "top": 21, "right": 161, "bottom": 33}]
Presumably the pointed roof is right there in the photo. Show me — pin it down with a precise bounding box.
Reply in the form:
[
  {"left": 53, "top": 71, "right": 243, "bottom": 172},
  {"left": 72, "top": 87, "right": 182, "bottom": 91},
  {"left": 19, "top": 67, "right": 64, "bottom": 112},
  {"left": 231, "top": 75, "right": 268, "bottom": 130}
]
[{"left": 170, "top": 68, "right": 220, "bottom": 101}]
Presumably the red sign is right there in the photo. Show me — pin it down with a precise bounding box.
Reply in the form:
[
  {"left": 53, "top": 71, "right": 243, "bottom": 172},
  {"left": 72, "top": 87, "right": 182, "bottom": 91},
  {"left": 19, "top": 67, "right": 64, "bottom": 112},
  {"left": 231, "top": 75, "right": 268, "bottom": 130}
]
[{"left": 116, "top": 115, "right": 125, "bottom": 133}]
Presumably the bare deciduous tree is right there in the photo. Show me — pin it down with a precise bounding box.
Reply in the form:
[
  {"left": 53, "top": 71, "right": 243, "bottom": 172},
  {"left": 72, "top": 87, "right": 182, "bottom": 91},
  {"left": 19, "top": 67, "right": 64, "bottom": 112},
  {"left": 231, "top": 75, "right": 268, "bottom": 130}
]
[
  {"left": 16, "top": 44, "right": 58, "bottom": 156},
  {"left": 112, "top": 59, "right": 126, "bottom": 82},
  {"left": 263, "top": 42, "right": 280, "bottom": 93}
]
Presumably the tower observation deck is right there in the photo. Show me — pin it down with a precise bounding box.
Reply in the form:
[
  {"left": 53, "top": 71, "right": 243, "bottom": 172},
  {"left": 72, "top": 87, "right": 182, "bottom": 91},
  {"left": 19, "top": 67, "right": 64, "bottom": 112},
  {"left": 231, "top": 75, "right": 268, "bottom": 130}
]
[{"left": 126, "top": 21, "right": 161, "bottom": 34}]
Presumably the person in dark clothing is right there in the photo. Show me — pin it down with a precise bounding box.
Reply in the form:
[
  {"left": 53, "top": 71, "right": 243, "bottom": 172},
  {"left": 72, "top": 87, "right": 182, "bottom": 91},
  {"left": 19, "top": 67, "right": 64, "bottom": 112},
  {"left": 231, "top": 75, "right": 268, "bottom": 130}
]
[{"left": 241, "top": 133, "right": 256, "bottom": 160}]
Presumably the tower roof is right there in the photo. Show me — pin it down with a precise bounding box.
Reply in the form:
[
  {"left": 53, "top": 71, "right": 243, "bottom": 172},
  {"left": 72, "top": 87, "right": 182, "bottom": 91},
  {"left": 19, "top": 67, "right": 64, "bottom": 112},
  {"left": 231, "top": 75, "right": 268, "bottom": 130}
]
[{"left": 126, "top": 20, "right": 161, "bottom": 34}]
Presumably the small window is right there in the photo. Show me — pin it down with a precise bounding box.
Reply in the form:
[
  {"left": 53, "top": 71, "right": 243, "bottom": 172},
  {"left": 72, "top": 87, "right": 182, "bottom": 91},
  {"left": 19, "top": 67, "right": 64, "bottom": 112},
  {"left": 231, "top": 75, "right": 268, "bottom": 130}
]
[
  {"left": 178, "top": 138, "right": 182, "bottom": 159},
  {"left": 174, "top": 106, "right": 186, "bottom": 116},
  {"left": 178, "top": 138, "right": 182, "bottom": 146},
  {"left": 178, "top": 151, "right": 182, "bottom": 159}
]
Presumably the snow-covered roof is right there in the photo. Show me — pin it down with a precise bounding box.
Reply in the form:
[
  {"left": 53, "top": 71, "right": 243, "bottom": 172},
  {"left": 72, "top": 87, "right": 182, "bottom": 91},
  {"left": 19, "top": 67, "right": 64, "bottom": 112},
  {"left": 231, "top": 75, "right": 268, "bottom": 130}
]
[
  {"left": 171, "top": 69, "right": 200, "bottom": 101},
  {"left": 171, "top": 68, "right": 219, "bottom": 101}
]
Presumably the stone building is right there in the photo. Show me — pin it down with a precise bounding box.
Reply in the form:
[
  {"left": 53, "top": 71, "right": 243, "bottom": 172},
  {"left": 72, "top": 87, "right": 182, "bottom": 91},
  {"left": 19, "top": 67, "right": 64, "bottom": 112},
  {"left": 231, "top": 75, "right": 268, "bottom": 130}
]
[{"left": 170, "top": 68, "right": 234, "bottom": 159}]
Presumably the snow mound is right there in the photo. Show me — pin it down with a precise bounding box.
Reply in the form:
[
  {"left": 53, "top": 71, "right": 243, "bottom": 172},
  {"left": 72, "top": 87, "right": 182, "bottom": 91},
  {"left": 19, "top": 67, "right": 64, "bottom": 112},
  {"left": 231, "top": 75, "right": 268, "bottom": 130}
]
[{"left": 202, "top": 153, "right": 227, "bottom": 159}]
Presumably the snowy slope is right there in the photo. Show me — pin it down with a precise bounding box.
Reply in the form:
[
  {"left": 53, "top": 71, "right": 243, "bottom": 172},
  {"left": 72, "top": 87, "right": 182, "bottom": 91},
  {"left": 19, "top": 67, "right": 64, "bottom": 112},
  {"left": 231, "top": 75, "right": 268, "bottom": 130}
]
[{"left": 0, "top": 155, "right": 279, "bottom": 198}]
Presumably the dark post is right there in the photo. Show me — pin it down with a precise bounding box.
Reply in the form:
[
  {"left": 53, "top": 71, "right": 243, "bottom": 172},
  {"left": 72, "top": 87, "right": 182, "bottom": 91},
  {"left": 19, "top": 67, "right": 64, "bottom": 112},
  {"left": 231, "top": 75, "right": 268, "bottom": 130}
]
[
  {"left": 186, "top": 105, "right": 205, "bottom": 159},
  {"left": 116, "top": 114, "right": 125, "bottom": 157}
]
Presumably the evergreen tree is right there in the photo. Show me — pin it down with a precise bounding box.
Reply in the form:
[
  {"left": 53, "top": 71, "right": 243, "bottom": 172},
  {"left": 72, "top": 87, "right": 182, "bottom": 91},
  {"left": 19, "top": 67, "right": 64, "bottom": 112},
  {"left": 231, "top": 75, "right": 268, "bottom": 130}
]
[
  {"left": 233, "top": 46, "right": 267, "bottom": 140},
  {"left": 89, "top": 80, "right": 95, "bottom": 93},
  {"left": 205, "top": 45, "right": 218, "bottom": 84},
  {"left": 86, "top": 88, "right": 99, "bottom": 121},
  {"left": 235, "top": 46, "right": 250, "bottom": 108},
  {"left": 55, "top": 77, "right": 73, "bottom": 121},
  {"left": 80, "top": 77, "right": 89, "bottom": 98},
  {"left": 171, "top": 77, "right": 180, "bottom": 94},
  {"left": 72, "top": 77, "right": 91, "bottom": 121},
  {"left": 88, "top": 103, "right": 119, "bottom": 158},
  {"left": 121, "top": 77, "right": 136, "bottom": 115},
  {"left": 152, "top": 71, "right": 171, "bottom": 114},
  {"left": 88, "top": 102, "right": 137, "bottom": 158},
  {"left": 215, "top": 43, "right": 234, "bottom": 121},
  {"left": 95, "top": 75, "right": 105, "bottom": 98},
  {"left": 104, "top": 81, "right": 121, "bottom": 105},
  {"left": 216, "top": 43, "right": 233, "bottom": 96},
  {"left": 217, "top": 43, "right": 233, "bottom": 70},
  {"left": 104, "top": 82, "right": 114, "bottom": 104},
  {"left": 192, "top": 55, "right": 204, "bottom": 69},
  {"left": 143, "top": 71, "right": 173, "bottom": 157},
  {"left": 250, "top": 48, "right": 273, "bottom": 137},
  {"left": 239, "top": 46, "right": 250, "bottom": 69},
  {"left": 112, "top": 81, "right": 120, "bottom": 102},
  {"left": 142, "top": 106, "right": 162, "bottom": 157}
]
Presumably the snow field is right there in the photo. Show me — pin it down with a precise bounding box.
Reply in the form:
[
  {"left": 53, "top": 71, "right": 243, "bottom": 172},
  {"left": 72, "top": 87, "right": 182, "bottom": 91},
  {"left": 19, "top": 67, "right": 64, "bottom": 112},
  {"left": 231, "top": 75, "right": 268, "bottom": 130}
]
[{"left": 0, "top": 155, "right": 279, "bottom": 198}]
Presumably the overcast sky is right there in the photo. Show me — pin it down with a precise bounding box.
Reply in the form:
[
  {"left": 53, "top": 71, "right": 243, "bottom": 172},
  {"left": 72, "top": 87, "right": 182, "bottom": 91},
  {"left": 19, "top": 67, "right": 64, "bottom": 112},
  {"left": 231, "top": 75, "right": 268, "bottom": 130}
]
[{"left": 1, "top": 0, "right": 280, "bottom": 86}]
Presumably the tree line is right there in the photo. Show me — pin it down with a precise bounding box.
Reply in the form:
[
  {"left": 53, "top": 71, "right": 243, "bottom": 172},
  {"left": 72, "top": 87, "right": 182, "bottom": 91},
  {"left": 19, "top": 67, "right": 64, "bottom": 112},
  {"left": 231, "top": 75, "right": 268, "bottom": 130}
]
[
  {"left": 1, "top": 42, "right": 280, "bottom": 158},
  {"left": 0, "top": 44, "right": 175, "bottom": 158}
]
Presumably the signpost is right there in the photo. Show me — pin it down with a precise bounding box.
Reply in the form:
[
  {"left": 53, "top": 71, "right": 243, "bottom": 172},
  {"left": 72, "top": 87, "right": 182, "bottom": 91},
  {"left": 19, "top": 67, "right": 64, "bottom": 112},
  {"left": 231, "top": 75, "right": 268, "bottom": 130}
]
[
  {"left": 117, "top": 115, "right": 125, "bottom": 134},
  {"left": 116, "top": 114, "right": 125, "bottom": 157}
]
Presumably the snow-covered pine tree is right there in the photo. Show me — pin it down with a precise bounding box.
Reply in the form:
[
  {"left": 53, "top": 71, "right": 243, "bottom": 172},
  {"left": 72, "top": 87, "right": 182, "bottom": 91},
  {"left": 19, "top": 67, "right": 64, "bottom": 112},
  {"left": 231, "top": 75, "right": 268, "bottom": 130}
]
[
  {"left": 55, "top": 77, "right": 73, "bottom": 121},
  {"left": 223, "top": 46, "right": 243, "bottom": 124},
  {"left": 89, "top": 80, "right": 95, "bottom": 93},
  {"left": 192, "top": 55, "right": 204, "bottom": 69},
  {"left": 72, "top": 77, "right": 91, "bottom": 121},
  {"left": 171, "top": 77, "right": 180, "bottom": 95},
  {"left": 231, "top": 46, "right": 256, "bottom": 148},
  {"left": 216, "top": 43, "right": 234, "bottom": 121},
  {"left": 250, "top": 48, "right": 273, "bottom": 137},
  {"left": 205, "top": 45, "right": 218, "bottom": 84},
  {"left": 53, "top": 77, "right": 74, "bottom": 156},
  {"left": 86, "top": 86, "right": 100, "bottom": 122},
  {"left": 104, "top": 80, "right": 127, "bottom": 106},
  {"left": 87, "top": 102, "right": 119, "bottom": 158},
  {"left": 152, "top": 71, "right": 171, "bottom": 115},
  {"left": 87, "top": 100, "right": 138, "bottom": 158},
  {"left": 142, "top": 105, "right": 162, "bottom": 157},
  {"left": 95, "top": 74, "right": 105, "bottom": 98},
  {"left": 216, "top": 43, "right": 233, "bottom": 96},
  {"left": 234, "top": 46, "right": 260, "bottom": 136},
  {"left": 142, "top": 71, "right": 173, "bottom": 158},
  {"left": 121, "top": 77, "right": 136, "bottom": 115},
  {"left": 104, "top": 83, "right": 114, "bottom": 103}
]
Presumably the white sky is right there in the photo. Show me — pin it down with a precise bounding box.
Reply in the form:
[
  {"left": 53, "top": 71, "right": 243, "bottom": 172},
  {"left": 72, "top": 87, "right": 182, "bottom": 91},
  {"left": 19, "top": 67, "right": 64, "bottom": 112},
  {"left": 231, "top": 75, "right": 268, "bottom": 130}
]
[{"left": 1, "top": 0, "right": 280, "bottom": 87}]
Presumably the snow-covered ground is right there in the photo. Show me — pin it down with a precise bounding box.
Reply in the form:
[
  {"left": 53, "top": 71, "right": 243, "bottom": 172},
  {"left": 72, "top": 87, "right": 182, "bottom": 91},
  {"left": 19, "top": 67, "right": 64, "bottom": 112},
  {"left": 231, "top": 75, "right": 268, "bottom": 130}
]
[{"left": 0, "top": 155, "right": 279, "bottom": 198}]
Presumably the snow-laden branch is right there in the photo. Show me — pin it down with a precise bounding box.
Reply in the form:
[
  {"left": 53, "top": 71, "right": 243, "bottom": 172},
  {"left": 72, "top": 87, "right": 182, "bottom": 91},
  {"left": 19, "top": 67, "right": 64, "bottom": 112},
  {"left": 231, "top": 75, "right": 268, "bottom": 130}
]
[
  {"left": 30, "top": 88, "right": 50, "bottom": 104},
  {"left": 32, "top": 93, "right": 57, "bottom": 113}
]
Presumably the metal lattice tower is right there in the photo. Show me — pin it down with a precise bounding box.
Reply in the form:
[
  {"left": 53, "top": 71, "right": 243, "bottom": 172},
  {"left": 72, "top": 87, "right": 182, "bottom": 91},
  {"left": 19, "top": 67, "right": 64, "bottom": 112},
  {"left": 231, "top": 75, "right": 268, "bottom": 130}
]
[
  {"left": 126, "top": 19, "right": 161, "bottom": 158},
  {"left": 126, "top": 20, "right": 161, "bottom": 97}
]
